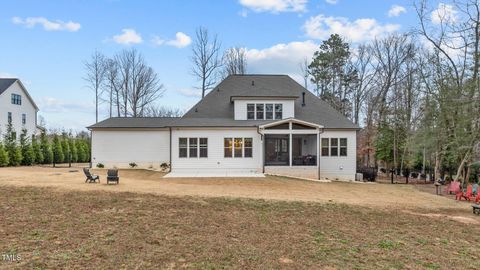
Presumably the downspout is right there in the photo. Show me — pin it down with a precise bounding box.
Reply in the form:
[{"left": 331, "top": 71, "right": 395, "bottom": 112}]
[
  {"left": 257, "top": 126, "right": 265, "bottom": 173},
  {"left": 318, "top": 128, "right": 324, "bottom": 180},
  {"left": 169, "top": 127, "right": 172, "bottom": 173}
]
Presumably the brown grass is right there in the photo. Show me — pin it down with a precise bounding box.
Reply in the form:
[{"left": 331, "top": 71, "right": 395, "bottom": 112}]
[
  {"left": 0, "top": 186, "right": 479, "bottom": 269},
  {"left": 0, "top": 166, "right": 480, "bottom": 269}
]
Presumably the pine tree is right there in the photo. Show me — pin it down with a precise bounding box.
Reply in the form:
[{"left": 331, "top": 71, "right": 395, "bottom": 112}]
[
  {"left": 69, "top": 138, "right": 78, "bottom": 163},
  {"left": 61, "top": 133, "right": 70, "bottom": 164},
  {"left": 0, "top": 143, "right": 9, "bottom": 167},
  {"left": 52, "top": 134, "right": 64, "bottom": 166},
  {"left": 76, "top": 140, "right": 86, "bottom": 162},
  {"left": 3, "top": 122, "right": 22, "bottom": 166},
  {"left": 40, "top": 132, "right": 52, "bottom": 164},
  {"left": 32, "top": 136, "right": 44, "bottom": 164},
  {"left": 19, "top": 128, "right": 35, "bottom": 165}
]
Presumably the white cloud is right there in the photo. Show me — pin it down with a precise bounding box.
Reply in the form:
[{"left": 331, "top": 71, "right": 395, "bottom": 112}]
[
  {"left": 166, "top": 32, "right": 192, "bottom": 48},
  {"left": 176, "top": 88, "right": 202, "bottom": 98},
  {"left": 12, "top": 16, "right": 81, "bottom": 32},
  {"left": 37, "top": 97, "right": 94, "bottom": 114},
  {"left": 113, "top": 28, "right": 143, "bottom": 45},
  {"left": 303, "top": 15, "right": 400, "bottom": 42},
  {"left": 245, "top": 40, "right": 318, "bottom": 77},
  {"left": 239, "top": 0, "right": 307, "bottom": 13},
  {"left": 325, "top": 0, "right": 338, "bottom": 4},
  {"left": 152, "top": 32, "right": 192, "bottom": 48},
  {"left": 388, "top": 5, "right": 406, "bottom": 17},
  {"left": 431, "top": 3, "right": 457, "bottom": 24},
  {"left": 0, "top": 72, "right": 17, "bottom": 78}
]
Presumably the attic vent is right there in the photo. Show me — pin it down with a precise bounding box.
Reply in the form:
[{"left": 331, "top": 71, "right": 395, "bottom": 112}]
[
  {"left": 251, "top": 80, "right": 255, "bottom": 86},
  {"left": 217, "top": 88, "right": 220, "bottom": 92},
  {"left": 302, "top": 92, "right": 306, "bottom": 107},
  {"left": 195, "top": 108, "right": 198, "bottom": 112}
]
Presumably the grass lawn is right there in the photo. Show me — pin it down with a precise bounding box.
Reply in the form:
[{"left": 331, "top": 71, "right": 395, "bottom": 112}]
[{"left": 1, "top": 186, "right": 479, "bottom": 269}]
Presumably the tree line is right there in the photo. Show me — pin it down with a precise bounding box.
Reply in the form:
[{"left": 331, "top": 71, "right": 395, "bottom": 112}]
[
  {"left": 303, "top": 0, "right": 480, "bottom": 183},
  {"left": 0, "top": 123, "right": 91, "bottom": 167}
]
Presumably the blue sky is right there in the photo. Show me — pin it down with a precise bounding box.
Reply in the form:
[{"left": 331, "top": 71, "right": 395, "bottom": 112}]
[{"left": 0, "top": 0, "right": 422, "bottom": 131}]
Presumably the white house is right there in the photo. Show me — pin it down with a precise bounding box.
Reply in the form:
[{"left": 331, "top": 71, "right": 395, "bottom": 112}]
[
  {"left": 0, "top": 78, "right": 43, "bottom": 138},
  {"left": 88, "top": 75, "right": 359, "bottom": 181}
]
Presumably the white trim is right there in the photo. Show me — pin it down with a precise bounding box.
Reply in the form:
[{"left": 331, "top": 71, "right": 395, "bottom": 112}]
[{"left": 258, "top": 118, "right": 324, "bottom": 130}]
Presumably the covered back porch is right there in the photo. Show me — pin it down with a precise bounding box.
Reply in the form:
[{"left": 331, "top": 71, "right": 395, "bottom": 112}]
[{"left": 259, "top": 119, "right": 323, "bottom": 180}]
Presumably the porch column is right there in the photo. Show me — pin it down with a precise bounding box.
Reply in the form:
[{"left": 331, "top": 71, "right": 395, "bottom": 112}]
[
  {"left": 317, "top": 130, "right": 320, "bottom": 180},
  {"left": 288, "top": 122, "right": 292, "bottom": 167}
]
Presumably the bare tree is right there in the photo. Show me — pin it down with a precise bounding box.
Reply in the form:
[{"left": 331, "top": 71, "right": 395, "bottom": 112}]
[
  {"left": 84, "top": 50, "right": 106, "bottom": 123},
  {"left": 144, "top": 106, "right": 184, "bottom": 117},
  {"left": 299, "top": 57, "right": 310, "bottom": 89},
  {"left": 103, "top": 58, "right": 120, "bottom": 117},
  {"left": 191, "top": 27, "right": 222, "bottom": 98},
  {"left": 114, "top": 49, "right": 165, "bottom": 117},
  {"left": 222, "top": 47, "right": 247, "bottom": 77}
]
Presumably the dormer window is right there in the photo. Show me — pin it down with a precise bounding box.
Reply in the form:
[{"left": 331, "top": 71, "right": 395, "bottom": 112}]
[
  {"left": 247, "top": 104, "right": 255, "bottom": 120},
  {"left": 11, "top": 94, "right": 21, "bottom": 105},
  {"left": 275, "top": 104, "right": 283, "bottom": 119},
  {"left": 245, "top": 103, "right": 284, "bottom": 120},
  {"left": 256, "top": 104, "right": 264, "bottom": 119}
]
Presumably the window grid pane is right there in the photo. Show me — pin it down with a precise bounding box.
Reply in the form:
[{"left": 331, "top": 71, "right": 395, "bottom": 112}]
[
  {"left": 256, "top": 104, "right": 264, "bottom": 120},
  {"left": 265, "top": 104, "right": 273, "bottom": 120},
  {"left": 244, "top": 138, "right": 253, "bottom": 158},
  {"left": 179, "top": 138, "right": 187, "bottom": 158},
  {"left": 340, "top": 138, "right": 347, "bottom": 156},
  {"left": 189, "top": 138, "right": 198, "bottom": 158},
  {"left": 275, "top": 104, "right": 283, "bottom": 119},
  {"left": 234, "top": 138, "right": 243, "bottom": 157},
  {"left": 330, "top": 138, "right": 338, "bottom": 156},
  {"left": 199, "top": 138, "right": 208, "bottom": 158},
  {"left": 224, "top": 138, "right": 232, "bottom": 158},
  {"left": 247, "top": 104, "right": 255, "bottom": 120},
  {"left": 321, "top": 138, "right": 329, "bottom": 156}
]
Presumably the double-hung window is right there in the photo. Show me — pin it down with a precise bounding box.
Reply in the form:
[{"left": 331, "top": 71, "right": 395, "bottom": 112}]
[
  {"left": 265, "top": 104, "right": 274, "bottom": 120},
  {"left": 189, "top": 138, "right": 198, "bottom": 158},
  {"left": 234, "top": 138, "right": 243, "bottom": 158},
  {"left": 247, "top": 104, "right": 255, "bottom": 120},
  {"left": 274, "top": 104, "right": 283, "bottom": 119},
  {"left": 340, "top": 138, "right": 347, "bottom": 156},
  {"left": 330, "top": 138, "right": 339, "bottom": 156},
  {"left": 179, "top": 138, "right": 188, "bottom": 158},
  {"left": 244, "top": 138, "right": 253, "bottom": 157},
  {"left": 256, "top": 104, "right": 264, "bottom": 120},
  {"left": 224, "top": 138, "right": 233, "bottom": 157},
  {"left": 199, "top": 138, "right": 208, "bottom": 158},
  {"left": 321, "top": 138, "right": 329, "bottom": 156}
]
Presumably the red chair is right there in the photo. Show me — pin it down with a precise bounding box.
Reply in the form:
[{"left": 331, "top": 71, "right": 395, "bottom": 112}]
[{"left": 464, "top": 185, "right": 475, "bottom": 201}]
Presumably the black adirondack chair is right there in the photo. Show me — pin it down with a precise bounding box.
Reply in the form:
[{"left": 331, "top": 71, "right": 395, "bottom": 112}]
[
  {"left": 106, "top": 169, "right": 119, "bottom": 184},
  {"left": 83, "top": 168, "right": 100, "bottom": 183}
]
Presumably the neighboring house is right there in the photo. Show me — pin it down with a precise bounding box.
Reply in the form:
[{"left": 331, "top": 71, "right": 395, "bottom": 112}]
[
  {"left": 88, "top": 75, "right": 359, "bottom": 181},
  {"left": 0, "top": 78, "right": 42, "bottom": 139}
]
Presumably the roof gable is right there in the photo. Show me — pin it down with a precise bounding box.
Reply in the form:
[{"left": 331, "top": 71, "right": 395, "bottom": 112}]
[{"left": 0, "top": 78, "right": 39, "bottom": 110}]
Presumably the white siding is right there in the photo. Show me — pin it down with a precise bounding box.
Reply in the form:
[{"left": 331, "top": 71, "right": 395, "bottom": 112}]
[
  {"left": 91, "top": 129, "right": 170, "bottom": 168},
  {"left": 319, "top": 130, "right": 357, "bottom": 181},
  {"left": 171, "top": 128, "right": 262, "bottom": 173},
  {"left": 234, "top": 100, "right": 295, "bottom": 120},
  {"left": 0, "top": 81, "right": 37, "bottom": 138}
]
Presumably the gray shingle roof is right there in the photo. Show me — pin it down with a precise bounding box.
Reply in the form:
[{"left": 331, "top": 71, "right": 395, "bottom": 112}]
[
  {"left": 88, "top": 75, "right": 359, "bottom": 130},
  {"left": 88, "top": 117, "right": 179, "bottom": 129},
  {"left": 0, "top": 78, "right": 17, "bottom": 95}
]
